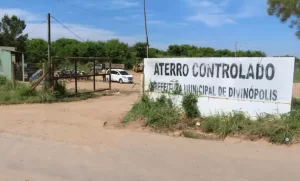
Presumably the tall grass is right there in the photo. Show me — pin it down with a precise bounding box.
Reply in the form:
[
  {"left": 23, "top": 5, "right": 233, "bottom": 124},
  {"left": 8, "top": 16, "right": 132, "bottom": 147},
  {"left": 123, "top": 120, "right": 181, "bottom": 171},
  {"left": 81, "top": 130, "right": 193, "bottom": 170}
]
[
  {"left": 0, "top": 76, "right": 97, "bottom": 104},
  {"left": 123, "top": 93, "right": 300, "bottom": 144},
  {"left": 122, "top": 95, "right": 180, "bottom": 129}
]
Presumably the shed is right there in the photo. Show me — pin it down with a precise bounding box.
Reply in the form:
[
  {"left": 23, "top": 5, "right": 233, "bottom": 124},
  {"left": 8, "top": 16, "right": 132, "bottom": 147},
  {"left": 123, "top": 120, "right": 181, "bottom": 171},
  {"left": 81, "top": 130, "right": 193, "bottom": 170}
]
[{"left": 0, "top": 46, "right": 25, "bottom": 81}]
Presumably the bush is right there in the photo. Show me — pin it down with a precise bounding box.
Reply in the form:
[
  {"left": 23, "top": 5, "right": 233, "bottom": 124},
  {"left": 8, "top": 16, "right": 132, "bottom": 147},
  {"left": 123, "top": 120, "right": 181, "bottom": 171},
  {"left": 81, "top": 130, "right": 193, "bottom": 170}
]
[
  {"left": 123, "top": 94, "right": 180, "bottom": 129},
  {"left": 53, "top": 80, "right": 67, "bottom": 96},
  {"left": 0, "top": 76, "right": 8, "bottom": 86},
  {"left": 122, "top": 93, "right": 300, "bottom": 145},
  {"left": 200, "top": 111, "right": 300, "bottom": 144},
  {"left": 292, "top": 97, "right": 300, "bottom": 110},
  {"left": 0, "top": 78, "right": 98, "bottom": 104},
  {"left": 182, "top": 93, "right": 200, "bottom": 118}
]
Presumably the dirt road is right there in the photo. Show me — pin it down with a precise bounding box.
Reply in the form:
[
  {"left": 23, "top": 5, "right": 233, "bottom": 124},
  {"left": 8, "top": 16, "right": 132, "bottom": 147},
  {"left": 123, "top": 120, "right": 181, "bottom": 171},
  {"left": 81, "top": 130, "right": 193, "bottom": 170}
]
[{"left": 1, "top": 79, "right": 300, "bottom": 180}]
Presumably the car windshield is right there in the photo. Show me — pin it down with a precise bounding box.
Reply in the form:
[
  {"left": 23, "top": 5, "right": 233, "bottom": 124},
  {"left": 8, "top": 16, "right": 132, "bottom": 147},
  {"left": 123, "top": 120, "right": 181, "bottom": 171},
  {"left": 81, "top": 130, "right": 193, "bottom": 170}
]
[{"left": 119, "top": 71, "right": 129, "bottom": 75}]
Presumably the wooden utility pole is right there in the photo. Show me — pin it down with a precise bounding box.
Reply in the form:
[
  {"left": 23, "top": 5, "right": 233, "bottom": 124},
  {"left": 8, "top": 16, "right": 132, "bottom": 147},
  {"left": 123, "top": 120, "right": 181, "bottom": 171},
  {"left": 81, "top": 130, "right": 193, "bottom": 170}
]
[
  {"left": 142, "top": 0, "right": 149, "bottom": 95},
  {"left": 144, "top": 0, "right": 149, "bottom": 58},
  {"left": 45, "top": 13, "right": 51, "bottom": 90}
]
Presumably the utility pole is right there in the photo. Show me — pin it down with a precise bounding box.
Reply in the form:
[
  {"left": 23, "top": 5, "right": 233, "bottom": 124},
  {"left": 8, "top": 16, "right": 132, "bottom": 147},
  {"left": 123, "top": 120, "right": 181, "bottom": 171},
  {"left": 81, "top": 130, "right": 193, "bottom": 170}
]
[
  {"left": 48, "top": 13, "right": 51, "bottom": 64},
  {"left": 142, "top": 0, "right": 149, "bottom": 95},
  {"left": 45, "top": 13, "right": 51, "bottom": 90},
  {"left": 144, "top": 0, "right": 149, "bottom": 58},
  {"left": 235, "top": 41, "right": 238, "bottom": 57}
]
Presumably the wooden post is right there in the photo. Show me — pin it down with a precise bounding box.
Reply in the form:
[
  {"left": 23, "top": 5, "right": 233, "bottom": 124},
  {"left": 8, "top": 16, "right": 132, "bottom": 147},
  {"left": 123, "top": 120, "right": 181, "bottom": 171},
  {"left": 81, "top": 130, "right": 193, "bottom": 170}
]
[
  {"left": 109, "top": 57, "right": 112, "bottom": 90},
  {"left": 75, "top": 59, "right": 78, "bottom": 94},
  {"left": 44, "top": 12, "right": 51, "bottom": 91},
  {"left": 11, "top": 54, "right": 15, "bottom": 89},
  {"left": 142, "top": 59, "right": 145, "bottom": 95},
  {"left": 22, "top": 54, "right": 25, "bottom": 82},
  {"left": 50, "top": 57, "right": 54, "bottom": 92},
  {"left": 93, "top": 59, "right": 96, "bottom": 90}
]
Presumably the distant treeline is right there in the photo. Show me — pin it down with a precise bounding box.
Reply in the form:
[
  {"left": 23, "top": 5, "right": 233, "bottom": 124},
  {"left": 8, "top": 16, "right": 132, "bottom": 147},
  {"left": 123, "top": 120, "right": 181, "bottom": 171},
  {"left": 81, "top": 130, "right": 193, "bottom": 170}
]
[{"left": 25, "top": 38, "right": 270, "bottom": 68}]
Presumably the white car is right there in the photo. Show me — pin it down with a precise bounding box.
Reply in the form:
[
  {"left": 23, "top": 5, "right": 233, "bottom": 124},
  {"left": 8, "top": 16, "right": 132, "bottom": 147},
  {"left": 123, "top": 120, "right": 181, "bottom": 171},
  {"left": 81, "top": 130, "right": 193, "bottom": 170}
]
[{"left": 106, "top": 69, "right": 134, "bottom": 84}]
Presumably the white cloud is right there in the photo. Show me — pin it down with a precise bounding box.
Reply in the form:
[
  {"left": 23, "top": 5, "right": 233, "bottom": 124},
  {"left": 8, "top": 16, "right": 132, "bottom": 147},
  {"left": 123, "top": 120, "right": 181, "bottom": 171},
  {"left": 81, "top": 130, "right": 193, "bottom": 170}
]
[
  {"left": 131, "top": 14, "right": 141, "bottom": 18},
  {"left": 112, "top": 0, "right": 139, "bottom": 8},
  {"left": 24, "top": 23, "right": 143, "bottom": 45},
  {"left": 148, "top": 20, "right": 164, "bottom": 25},
  {"left": 176, "top": 22, "right": 189, "bottom": 26},
  {"left": 0, "top": 8, "right": 43, "bottom": 22},
  {"left": 0, "top": 8, "right": 142, "bottom": 44},
  {"left": 186, "top": 0, "right": 266, "bottom": 27}
]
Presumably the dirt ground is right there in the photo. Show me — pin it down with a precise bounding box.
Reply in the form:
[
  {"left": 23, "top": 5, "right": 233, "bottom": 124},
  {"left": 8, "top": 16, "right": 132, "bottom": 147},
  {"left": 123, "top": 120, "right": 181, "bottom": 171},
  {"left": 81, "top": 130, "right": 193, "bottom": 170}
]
[
  {"left": 64, "top": 70, "right": 142, "bottom": 93},
  {"left": 3, "top": 72, "right": 300, "bottom": 180},
  {"left": 0, "top": 71, "right": 142, "bottom": 145}
]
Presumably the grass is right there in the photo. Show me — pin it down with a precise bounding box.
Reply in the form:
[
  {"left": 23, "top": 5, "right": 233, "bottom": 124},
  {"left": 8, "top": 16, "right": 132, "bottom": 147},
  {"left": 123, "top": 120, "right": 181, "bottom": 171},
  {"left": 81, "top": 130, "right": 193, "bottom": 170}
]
[
  {"left": 294, "top": 69, "right": 300, "bottom": 83},
  {"left": 0, "top": 76, "right": 99, "bottom": 105},
  {"left": 123, "top": 93, "right": 300, "bottom": 145},
  {"left": 122, "top": 95, "right": 180, "bottom": 129}
]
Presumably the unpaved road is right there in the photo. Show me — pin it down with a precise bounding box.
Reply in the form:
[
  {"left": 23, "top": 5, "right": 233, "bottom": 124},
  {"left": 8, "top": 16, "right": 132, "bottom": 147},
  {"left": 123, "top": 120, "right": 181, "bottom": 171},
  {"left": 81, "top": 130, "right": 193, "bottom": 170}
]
[{"left": 1, "top": 80, "right": 300, "bottom": 180}]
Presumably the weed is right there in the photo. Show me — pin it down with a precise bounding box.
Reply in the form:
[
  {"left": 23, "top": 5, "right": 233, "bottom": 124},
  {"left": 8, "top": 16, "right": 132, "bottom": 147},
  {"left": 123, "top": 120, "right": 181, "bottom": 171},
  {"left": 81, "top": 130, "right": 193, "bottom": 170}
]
[
  {"left": 122, "top": 94, "right": 180, "bottom": 129},
  {"left": 0, "top": 76, "right": 8, "bottom": 86},
  {"left": 292, "top": 97, "right": 300, "bottom": 110},
  {"left": 0, "top": 78, "right": 99, "bottom": 105},
  {"left": 182, "top": 131, "right": 202, "bottom": 139},
  {"left": 182, "top": 93, "right": 200, "bottom": 118},
  {"left": 123, "top": 92, "right": 300, "bottom": 145}
]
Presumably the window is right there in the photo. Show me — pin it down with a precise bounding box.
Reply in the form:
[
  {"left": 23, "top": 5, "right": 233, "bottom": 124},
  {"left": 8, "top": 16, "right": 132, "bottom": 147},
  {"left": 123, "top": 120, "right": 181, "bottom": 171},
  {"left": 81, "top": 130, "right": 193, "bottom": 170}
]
[
  {"left": 119, "top": 71, "right": 129, "bottom": 75},
  {"left": 111, "top": 70, "right": 118, "bottom": 74}
]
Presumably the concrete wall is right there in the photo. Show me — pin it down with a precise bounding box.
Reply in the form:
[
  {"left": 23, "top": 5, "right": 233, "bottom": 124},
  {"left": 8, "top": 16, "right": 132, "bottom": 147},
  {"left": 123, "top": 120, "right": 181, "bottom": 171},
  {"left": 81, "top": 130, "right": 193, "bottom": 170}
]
[{"left": 0, "top": 49, "right": 12, "bottom": 79}]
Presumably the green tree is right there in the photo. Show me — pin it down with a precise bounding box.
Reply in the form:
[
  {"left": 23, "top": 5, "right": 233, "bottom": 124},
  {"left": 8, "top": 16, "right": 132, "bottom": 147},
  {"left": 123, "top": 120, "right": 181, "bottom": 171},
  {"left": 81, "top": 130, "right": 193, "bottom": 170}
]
[
  {"left": 267, "top": 0, "right": 300, "bottom": 37},
  {"left": 133, "top": 42, "right": 147, "bottom": 58},
  {"left": 0, "top": 15, "right": 28, "bottom": 51},
  {"left": 52, "top": 38, "right": 80, "bottom": 66},
  {"left": 105, "top": 39, "right": 130, "bottom": 64},
  {"left": 25, "top": 39, "right": 47, "bottom": 63}
]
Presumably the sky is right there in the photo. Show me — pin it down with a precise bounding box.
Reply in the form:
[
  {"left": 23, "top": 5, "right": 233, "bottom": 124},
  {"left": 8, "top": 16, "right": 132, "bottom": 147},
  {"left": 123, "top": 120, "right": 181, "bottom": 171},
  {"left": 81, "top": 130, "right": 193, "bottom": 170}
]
[{"left": 0, "top": 0, "right": 300, "bottom": 56}]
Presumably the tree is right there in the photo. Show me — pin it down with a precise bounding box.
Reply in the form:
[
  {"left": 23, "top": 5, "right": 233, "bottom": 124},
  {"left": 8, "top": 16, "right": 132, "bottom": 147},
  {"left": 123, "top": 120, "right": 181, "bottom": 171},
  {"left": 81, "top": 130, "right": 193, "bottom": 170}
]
[
  {"left": 25, "top": 39, "right": 48, "bottom": 63},
  {"left": 0, "top": 15, "right": 28, "bottom": 51},
  {"left": 105, "top": 39, "right": 130, "bottom": 64},
  {"left": 133, "top": 42, "right": 147, "bottom": 58},
  {"left": 267, "top": 0, "right": 300, "bottom": 37}
]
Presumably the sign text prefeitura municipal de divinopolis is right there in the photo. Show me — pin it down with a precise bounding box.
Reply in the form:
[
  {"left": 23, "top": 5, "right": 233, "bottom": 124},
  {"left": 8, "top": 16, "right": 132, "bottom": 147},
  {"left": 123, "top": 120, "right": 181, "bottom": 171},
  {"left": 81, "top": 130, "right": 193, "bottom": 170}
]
[{"left": 144, "top": 57, "right": 295, "bottom": 117}]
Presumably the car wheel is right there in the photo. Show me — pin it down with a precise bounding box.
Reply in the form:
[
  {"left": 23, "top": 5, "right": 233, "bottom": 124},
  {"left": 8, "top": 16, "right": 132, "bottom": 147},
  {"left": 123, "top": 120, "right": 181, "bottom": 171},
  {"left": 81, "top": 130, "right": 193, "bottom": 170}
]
[{"left": 119, "top": 79, "right": 123, "bottom": 84}]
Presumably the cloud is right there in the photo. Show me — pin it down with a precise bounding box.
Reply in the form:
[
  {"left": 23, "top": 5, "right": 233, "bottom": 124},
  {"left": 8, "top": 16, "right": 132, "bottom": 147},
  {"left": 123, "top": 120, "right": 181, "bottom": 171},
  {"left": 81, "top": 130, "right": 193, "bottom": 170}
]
[
  {"left": 176, "top": 22, "right": 189, "bottom": 26},
  {"left": 0, "top": 8, "right": 142, "bottom": 44},
  {"left": 0, "top": 8, "right": 43, "bottom": 22},
  {"left": 148, "top": 20, "right": 165, "bottom": 25},
  {"left": 111, "top": 0, "right": 139, "bottom": 8},
  {"left": 186, "top": 0, "right": 266, "bottom": 27},
  {"left": 24, "top": 22, "right": 143, "bottom": 45},
  {"left": 188, "top": 14, "right": 236, "bottom": 27}
]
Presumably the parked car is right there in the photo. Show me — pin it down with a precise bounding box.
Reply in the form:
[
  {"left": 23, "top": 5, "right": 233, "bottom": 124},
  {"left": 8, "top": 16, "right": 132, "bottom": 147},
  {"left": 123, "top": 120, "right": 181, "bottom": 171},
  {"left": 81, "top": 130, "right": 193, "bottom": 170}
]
[
  {"left": 29, "top": 69, "right": 43, "bottom": 82},
  {"left": 105, "top": 69, "right": 133, "bottom": 84}
]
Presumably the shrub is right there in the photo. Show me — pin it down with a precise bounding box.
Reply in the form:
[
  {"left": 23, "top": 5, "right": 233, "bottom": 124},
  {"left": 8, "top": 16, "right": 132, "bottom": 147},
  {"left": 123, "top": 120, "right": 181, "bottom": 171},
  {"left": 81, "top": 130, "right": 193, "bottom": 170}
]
[
  {"left": 123, "top": 94, "right": 180, "bottom": 129},
  {"left": 292, "top": 97, "right": 300, "bottom": 110},
  {"left": 182, "top": 93, "right": 200, "bottom": 118},
  {"left": 0, "top": 76, "right": 8, "bottom": 86},
  {"left": 53, "top": 80, "right": 67, "bottom": 96}
]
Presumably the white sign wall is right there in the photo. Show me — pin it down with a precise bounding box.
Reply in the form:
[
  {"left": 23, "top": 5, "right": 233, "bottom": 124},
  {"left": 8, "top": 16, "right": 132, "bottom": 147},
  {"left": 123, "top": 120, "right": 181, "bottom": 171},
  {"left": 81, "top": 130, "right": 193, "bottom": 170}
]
[{"left": 144, "top": 57, "right": 295, "bottom": 117}]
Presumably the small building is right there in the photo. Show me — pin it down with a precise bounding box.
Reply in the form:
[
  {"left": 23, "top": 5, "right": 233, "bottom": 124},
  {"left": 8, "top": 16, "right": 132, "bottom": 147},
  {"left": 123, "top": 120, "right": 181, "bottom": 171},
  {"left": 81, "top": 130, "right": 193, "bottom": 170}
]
[{"left": 0, "top": 46, "right": 25, "bottom": 81}]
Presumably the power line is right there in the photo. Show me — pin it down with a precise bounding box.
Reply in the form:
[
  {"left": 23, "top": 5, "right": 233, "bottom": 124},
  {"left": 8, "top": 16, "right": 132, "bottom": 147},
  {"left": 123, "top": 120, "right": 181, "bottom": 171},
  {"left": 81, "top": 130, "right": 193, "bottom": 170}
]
[
  {"left": 51, "top": 15, "right": 85, "bottom": 41},
  {"left": 27, "top": 18, "right": 48, "bottom": 35},
  {"left": 56, "top": 0, "right": 144, "bottom": 28}
]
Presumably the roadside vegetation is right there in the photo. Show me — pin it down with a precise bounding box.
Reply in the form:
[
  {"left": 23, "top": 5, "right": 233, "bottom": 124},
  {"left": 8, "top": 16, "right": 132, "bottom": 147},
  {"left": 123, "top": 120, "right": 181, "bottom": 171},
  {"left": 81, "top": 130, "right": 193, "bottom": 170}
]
[
  {"left": 294, "top": 64, "right": 300, "bottom": 83},
  {"left": 0, "top": 76, "right": 99, "bottom": 105},
  {"left": 123, "top": 93, "right": 300, "bottom": 145}
]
